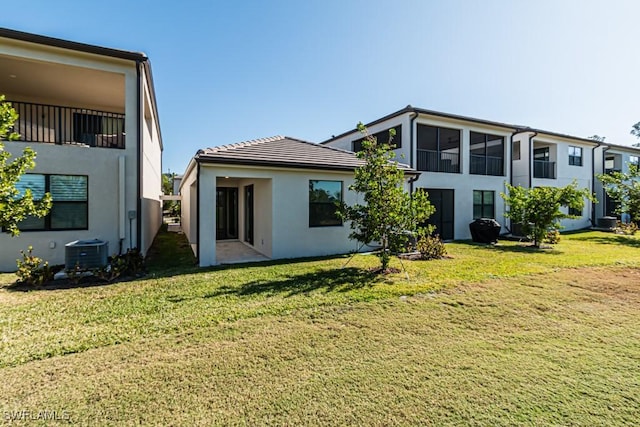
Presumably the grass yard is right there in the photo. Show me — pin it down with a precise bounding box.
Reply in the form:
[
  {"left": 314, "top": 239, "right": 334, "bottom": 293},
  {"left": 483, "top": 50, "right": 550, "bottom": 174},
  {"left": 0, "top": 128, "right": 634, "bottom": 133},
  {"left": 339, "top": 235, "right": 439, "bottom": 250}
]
[{"left": 0, "top": 231, "right": 639, "bottom": 425}]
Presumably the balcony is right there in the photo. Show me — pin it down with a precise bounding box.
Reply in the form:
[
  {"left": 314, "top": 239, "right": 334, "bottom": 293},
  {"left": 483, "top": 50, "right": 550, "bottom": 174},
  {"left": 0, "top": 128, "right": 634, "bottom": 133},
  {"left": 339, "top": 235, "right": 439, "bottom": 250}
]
[
  {"left": 9, "top": 100, "right": 125, "bottom": 149},
  {"left": 417, "top": 149, "right": 460, "bottom": 173},
  {"left": 470, "top": 154, "right": 504, "bottom": 176},
  {"left": 533, "top": 160, "right": 556, "bottom": 179}
]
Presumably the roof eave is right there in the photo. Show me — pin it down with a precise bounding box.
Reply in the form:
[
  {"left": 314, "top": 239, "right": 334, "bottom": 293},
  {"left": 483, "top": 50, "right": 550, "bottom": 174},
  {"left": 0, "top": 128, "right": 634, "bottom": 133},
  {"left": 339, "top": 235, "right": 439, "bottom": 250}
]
[{"left": 0, "top": 27, "right": 147, "bottom": 62}]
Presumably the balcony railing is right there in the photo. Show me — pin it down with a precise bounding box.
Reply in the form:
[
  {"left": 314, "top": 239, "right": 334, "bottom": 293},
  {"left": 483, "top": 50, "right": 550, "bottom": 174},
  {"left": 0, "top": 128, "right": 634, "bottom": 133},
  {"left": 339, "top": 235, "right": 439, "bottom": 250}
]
[
  {"left": 470, "top": 154, "right": 504, "bottom": 176},
  {"left": 417, "top": 149, "right": 460, "bottom": 173},
  {"left": 533, "top": 160, "right": 556, "bottom": 179},
  {"left": 8, "top": 100, "right": 125, "bottom": 149}
]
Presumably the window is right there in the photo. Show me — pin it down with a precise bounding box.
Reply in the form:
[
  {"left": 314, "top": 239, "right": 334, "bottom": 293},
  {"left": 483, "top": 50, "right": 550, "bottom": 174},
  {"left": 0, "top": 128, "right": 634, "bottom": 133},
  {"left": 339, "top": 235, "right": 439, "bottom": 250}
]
[
  {"left": 630, "top": 155, "right": 639, "bottom": 166},
  {"left": 473, "top": 190, "right": 495, "bottom": 219},
  {"left": 470, "top": 132, "right": 504, "bottom": 176},
  {"left": 569, "top": 146, "right": 583, "bottom": 166},
  {"left": 352, "top": 125, "right": 402, "bottom": 152},
  {"left": 568, "top": 206, "right": 582, "bottom": 217},
  {"left": 416, "top": 124, "right": 461, "bottom": 173},
  {"left": 533, "top": 147, "right": 555, "bottom": 178},
  {"left": 16, "top": 174, "right": 88, "bottom": 231},
  {"left": 309, "top": 180, "right": 342, "bottom": 227}
]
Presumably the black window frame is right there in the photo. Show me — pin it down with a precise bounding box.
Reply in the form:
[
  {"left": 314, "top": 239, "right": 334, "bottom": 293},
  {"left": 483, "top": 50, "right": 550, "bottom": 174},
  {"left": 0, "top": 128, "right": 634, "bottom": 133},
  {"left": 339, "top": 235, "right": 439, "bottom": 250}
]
[
  {"left": 309, "top": 180, "right": 343, "bottom": 227},
  {"left": 473, "top": 190, "right": 495, "bottom": 220},
  {"left": 630, "top": 155, "right": 639, "bottom": 166},
  {"left": 416, "top": 124, "right": 461, "bottom": 173},
  {"left": 352, "top": 125, "right": 402, "bottom": 152},
  {"left": 15, "top": 173, "right": 89, "bottom": 232},
  {"left": 469, "top": 131, "right": 505, "bottom": 176},
  {"left": 568, "top": 206, "right": 582, "bottom": 217},
  {"left": 568, "top": 146, "right": 583, "bottom": 166}
]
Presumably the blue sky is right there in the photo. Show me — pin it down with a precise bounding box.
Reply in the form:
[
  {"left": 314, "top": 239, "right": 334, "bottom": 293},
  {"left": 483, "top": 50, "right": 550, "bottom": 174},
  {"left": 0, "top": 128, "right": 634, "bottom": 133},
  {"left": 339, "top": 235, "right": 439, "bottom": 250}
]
[{"left": 2, "top": 0, "right": 639, "bottom": 174}]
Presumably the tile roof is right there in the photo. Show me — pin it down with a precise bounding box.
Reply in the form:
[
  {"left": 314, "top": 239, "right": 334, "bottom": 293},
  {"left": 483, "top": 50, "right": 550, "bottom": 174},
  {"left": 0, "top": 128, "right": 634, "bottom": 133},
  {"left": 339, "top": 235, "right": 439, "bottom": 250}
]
[{"left": 196, "top": 136, "right": 416, "bottom": 173}]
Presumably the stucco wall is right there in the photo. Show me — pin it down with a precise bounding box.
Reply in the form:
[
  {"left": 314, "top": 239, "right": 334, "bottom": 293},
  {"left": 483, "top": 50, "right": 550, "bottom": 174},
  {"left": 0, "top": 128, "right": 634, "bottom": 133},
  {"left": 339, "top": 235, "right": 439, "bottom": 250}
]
[
  {"left": 0, "top": 143, "right": 135, "bottom": 271},
  {"left": 0, "top": 40, "right": 162, "bottom": 270},
  {"left": 324, "top": 113, "right": 411, "bottom": 162},
  {"left": 530, "top": 136, "right": 595, "bottom": 231},
  {"left": 140, "top": 76, "right": 163, "bottom": 254},
  {"left": 179, "top": 160, "right": 198, "bottom": 255},
  {"left": 593, "top": 145, "right": 640, "bottom": 219},
  {"left": 193, "top": 164, "right": 370, "bottom": 267}
]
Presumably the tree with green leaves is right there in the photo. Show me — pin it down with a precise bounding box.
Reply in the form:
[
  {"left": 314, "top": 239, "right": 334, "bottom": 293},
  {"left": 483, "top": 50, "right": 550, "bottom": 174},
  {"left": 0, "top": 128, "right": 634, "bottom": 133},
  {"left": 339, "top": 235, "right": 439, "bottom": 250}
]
[
  {"left": 598, "top": 123, "right": 640, "bottom": 222},
  {"left": 598, "top": 164, "right": 640, "bottom": 223},
  {"left": 501, "top": 182, "right": 593, "bottom": 247},
  {"left": 632, "top": 122, "right": 640, "bottom": 147},
  {"left": 340, "top": 123, "right": 435, "bottom": 271},
  {"left": 0, "top": 95, "right": 52, "bottom": 236}
]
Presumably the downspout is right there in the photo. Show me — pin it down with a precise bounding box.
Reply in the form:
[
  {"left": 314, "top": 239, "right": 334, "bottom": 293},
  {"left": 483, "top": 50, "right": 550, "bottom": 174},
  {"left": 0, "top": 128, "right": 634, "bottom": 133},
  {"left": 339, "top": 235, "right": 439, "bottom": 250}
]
[
  {"left": 527, "top": 131, "right": 538, "bottom": 188},
  {"left": 408, "top": 173, "right": 420, "bottom": 193},
  {"left": 593, "top": 144, "right": 608, "bottom": 225},
  {"left": 136, "top": 60, "right": 143, "bottom": 252}
]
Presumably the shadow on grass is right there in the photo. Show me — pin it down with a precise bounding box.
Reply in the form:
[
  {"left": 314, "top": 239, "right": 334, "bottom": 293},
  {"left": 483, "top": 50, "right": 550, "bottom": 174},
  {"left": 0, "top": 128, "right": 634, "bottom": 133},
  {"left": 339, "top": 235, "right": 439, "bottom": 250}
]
[
  {"left": 567, "top": 233, "right": 640, "bottom": 248},
  {"left": 461, "top": 241, "right": 563, "bottom": 255},
  {"left": 203, "top": 267, "right": 380, "bottom": 299},
  {"left": 4, "top": 275, "right": 141, "bottom": 292}
]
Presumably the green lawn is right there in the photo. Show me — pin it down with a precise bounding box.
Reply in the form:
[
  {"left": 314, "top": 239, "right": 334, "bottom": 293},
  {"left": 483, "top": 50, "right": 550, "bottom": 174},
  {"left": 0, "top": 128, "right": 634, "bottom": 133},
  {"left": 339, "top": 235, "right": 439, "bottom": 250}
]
[{"left": 1, "top": 231, "right": 639, "bottom": 425}]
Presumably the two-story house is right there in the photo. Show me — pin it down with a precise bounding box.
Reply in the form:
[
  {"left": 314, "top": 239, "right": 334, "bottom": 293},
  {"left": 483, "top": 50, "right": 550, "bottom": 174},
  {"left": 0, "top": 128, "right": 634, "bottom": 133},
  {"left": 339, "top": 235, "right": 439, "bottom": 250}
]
[
  {"left": 0, "top": 28, "right": 163, "bottom": 271},
  {"left": 324, "top": 106, "right": 598, "bottom": 239},
  {"left": 594, "top": 143, "right": 640, "bottom": 220}
]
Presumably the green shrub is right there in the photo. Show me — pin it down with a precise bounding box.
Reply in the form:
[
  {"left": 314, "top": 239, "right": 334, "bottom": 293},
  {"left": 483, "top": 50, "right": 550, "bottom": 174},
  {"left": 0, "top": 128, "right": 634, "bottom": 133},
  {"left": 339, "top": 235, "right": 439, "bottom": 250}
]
[
  {"left": 416, "top": 234, "right": 447, "bottom": 260},
  {"left": 544, "top": 229, "right": 561, "bottom": 244},
  {"left": 16, "top": 247, "right": 53, "bottom": 287},
  {"left": 616, "top": 221, "right": 638, "bottom": 235},
  {"left": 95, "top": 249, "right": 145, "bottom": 283}
]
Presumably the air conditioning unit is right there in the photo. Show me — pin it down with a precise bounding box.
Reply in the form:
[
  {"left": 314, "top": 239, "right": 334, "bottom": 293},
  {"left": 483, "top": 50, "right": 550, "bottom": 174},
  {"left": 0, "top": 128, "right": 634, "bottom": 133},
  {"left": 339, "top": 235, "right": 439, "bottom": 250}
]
[{"left": 65, "top": 239, "right": 109, "bottom": 270}]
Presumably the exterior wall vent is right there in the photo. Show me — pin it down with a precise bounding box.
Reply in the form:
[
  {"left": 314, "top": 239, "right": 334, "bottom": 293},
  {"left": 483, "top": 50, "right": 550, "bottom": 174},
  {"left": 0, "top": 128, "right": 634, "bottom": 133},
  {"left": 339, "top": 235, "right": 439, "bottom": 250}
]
[{"left": 65, "top": 239, "right": 109, "bottom": 270}]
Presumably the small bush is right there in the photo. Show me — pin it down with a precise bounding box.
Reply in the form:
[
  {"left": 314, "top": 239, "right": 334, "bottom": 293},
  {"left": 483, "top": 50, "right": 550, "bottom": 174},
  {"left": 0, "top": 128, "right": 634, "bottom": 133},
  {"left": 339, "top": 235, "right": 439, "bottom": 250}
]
[
  {"left": 416, "top": 234, "right": 447, "bottom": 260},
  {"left": 615, "top": 221, "right": 638, "bottom": 235},
  {"left": 94, "top": 249, "right": 145, "bottom": 283},
  {"left": 16, "top": 247, "right": 53, "bottom": 287},
  {"left": 544, "top": 229, "right": 561, "bottom": 244}
]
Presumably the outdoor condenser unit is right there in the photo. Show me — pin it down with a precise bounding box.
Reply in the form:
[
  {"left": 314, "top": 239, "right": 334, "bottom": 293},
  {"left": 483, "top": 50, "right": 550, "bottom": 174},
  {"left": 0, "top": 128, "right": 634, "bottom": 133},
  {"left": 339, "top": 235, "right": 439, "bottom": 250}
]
[{"left": 65, "top": 239, "right": 109, "bottom": 270}]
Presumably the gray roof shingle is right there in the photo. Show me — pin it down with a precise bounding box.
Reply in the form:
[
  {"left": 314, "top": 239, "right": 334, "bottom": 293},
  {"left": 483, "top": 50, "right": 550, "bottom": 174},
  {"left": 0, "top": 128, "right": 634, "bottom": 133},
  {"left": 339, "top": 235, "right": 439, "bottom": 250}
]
[{"left": 196, "top": 136, "right": 416, "bottom": 173}]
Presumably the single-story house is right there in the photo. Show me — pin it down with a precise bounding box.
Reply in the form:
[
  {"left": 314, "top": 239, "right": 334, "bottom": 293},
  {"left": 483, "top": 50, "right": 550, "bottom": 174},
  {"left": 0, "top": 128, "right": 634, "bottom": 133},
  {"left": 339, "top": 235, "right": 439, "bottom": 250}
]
[{"left": 179, "top": 136, "right": 416, "bottom": 266}]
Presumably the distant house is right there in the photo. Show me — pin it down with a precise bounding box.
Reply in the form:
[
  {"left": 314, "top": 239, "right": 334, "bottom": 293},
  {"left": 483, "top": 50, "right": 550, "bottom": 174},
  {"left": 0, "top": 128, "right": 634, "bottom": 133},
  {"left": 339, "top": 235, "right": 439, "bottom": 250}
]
[
  {"left": 594, "top": 143, "right": 640, "bottom": 219},
  {"left": 324, "top": 106, "right": 600, "bottom": 239},
  {"left": 0, "top": 28, "right": 163, "bottom": 271},
  {"left": 180, "top": 136, "right": 416, "bottom": 266}
]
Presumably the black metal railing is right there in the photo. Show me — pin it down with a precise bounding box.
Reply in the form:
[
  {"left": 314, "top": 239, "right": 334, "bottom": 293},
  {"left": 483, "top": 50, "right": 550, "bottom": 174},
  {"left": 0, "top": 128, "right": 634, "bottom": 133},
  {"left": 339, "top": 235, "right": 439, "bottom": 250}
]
[
  {"left": 8, "top": 100, "right": 125, "bottom": 149},
  {"left": 470, "top": 154, "right": 504, "bottom": 176},
  {"left": 533, "top": 160, "right": 555, "bottom": 179},
  {"left": 417, "top": 149, "right": 460, "bottom": 173}
]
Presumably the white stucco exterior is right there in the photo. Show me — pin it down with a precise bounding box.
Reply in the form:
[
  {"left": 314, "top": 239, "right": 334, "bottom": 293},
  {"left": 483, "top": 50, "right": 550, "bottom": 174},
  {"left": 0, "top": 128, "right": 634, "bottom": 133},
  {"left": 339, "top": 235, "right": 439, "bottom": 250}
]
[
  {"left": 326, "top": 111, "right": 513, "bottom": 240},
  {"left": 181, "top": 159, "right": 407, "bottom": 267},
  {"left": 593, "top": 144, "right": 640, "bottom": 219},
  {"left": 0, "top": 31, "right": 162, "bottom": 271},
  {"left": 511, "top": 132, "right": 597, "bottom": 231}
]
